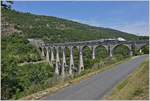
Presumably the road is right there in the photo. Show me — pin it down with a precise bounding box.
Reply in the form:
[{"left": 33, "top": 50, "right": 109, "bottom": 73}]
[{"left": 41, "top": 55, "right": 148, "bottom": 100}]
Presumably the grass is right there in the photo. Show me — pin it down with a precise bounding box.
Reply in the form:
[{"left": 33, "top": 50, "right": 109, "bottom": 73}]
[{"left": 104, "top": 59, "right": 149, "bottom": 100}]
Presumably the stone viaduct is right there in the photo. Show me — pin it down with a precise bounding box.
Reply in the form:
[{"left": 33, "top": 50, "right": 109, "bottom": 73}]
[{"left": 28, "top": 39, "right": 149, "bottom": 77}]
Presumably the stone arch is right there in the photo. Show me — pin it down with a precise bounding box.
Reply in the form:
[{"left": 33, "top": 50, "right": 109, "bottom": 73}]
[
  {"left": 95, "top": 45, "right": 108, "bottom": 50},
  {"left": 61, "top": 46, "right": 70, "bottom": 73},
  {"left": 94, "top": 45, "right": 108, "bottom": 59},
  {"left": 112, "top": 44, "right": 131, "bottom": 56},
  {"left": 71, "top": 45, "right": 79, "bottom": 50},
  {"left": 82, "top": 45, "right": 92, "bottom": 50},
  {"left": 82, "top": 45, "right": 92, "bottom": 56},
  {"left": 112, "top": 44, "right": 131, "bottom": 50},
  {"left": 138, "top": 44, "right": 149, "bottom": 54},
  {"left": 136, "top": 43, "right": 148, "bottom": 49},
  {"left": 82, "top": 45, "right": 93, "bottom": 70},
  {"left": 49, "top": 46, "right": 56, "bottom": 64},
  {"left": 53, "top": 46, "right": 61, "bottom": 75},
  {"left": 39, "top": 46, "right": 42, "bottom": 52},
  {"left": 71, "top": 46, "right": 79, "bottom": 72},
  {"left": 53, "top": 46, "right": 61, "bottom": 58},
  {"left": 38, "top": 46, "right": 46, "bottom": 58},
  {"left": 38, "top": 46, "right": 43, "bottom": 54},
  {"left": 59, "top": 46, "right": 65, "bottom": 60},
  {"left": 43, "top": 47, "right": 47, "bottom": 57},
  {"left": 65, "top": 46, "right": 70, "bottom": 74},
  {"left": 45, "top": 46, "right": 51, "bottom": 62}
]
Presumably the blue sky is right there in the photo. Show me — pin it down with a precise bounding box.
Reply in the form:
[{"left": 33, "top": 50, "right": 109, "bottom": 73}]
[{"left": 12, "top": 1, "right": 149, "bottom": 36}]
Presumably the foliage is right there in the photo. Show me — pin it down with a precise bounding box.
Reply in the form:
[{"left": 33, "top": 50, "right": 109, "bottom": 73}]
[
  {"left": 1, "top": 34, "right": 41, "bottom": 63},
  {"left": 113, "top": 45, "right": 130, "bottom": 59},
  {"left": 2, "top": 8, "right": 139, "bottom": 41},
  {"left": 1, "top": 1, "right": 13, "bottom": 9},
  {"left": 2, "top": 62, "right": 53, "bottom": 100},
  {"left": 138, "top": 36, "right": 149, "bottom": 40},
  {"left": 141, "top": 45, "right": 149, "bottom": 54},
  {"left": 133, "top": 45, "right": 149, "bottom": 55},
  {"left": 1, "top": 34, "right": 51, "bottom": 100}
]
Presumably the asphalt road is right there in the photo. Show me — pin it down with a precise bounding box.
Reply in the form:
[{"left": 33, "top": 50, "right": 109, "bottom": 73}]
[{"left": 41, "top": 55, "right": 148, "bottom": 100}]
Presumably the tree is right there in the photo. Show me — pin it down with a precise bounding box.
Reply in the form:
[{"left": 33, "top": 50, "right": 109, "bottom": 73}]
[{"left": 1, "top": 1, "right": 13, "bottom": 9}]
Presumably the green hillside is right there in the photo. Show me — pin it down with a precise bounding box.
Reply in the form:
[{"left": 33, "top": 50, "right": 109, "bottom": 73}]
[{"left": 2, "top": 8, "right": 139, "bottom": 42}]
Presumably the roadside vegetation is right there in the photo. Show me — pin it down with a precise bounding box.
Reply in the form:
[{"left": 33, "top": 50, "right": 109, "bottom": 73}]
[{"left": 104, "top": 60, "right": 149, "bottom": 100}]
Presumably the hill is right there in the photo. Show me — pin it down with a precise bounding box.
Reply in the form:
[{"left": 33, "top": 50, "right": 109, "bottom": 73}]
[{"left": 2, "top": 8, "right": 140, "bottom": 42}]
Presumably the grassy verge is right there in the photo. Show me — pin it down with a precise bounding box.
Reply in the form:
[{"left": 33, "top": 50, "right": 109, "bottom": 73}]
[
  {"left": 104, "top": 59, "right": 149, "bottom": 100},
  {"left": 20, "top": 56, "right": 133, "bottom": 100}
]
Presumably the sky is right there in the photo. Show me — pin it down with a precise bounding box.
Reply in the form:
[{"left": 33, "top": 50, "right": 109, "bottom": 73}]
[{"left": 12, "top": 1, "right": 149, "bottom": 36}]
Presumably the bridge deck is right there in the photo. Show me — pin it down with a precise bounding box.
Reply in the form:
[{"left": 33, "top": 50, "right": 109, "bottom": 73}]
[{"left": 41, "top": 39, "right": 148, "bottom": 47}]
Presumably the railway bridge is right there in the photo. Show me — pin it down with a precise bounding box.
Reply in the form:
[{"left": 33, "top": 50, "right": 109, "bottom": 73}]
[{"left": 28, "top": 39, "right": 149, "bottom": 77}]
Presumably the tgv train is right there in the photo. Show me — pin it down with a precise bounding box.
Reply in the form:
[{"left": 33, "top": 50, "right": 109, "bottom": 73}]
[
  {"left": 85, "top": 37, "right": 126, "bottom": 43},
  {"left": 103, "top": 37, "right": 126, "bottom": 42}
]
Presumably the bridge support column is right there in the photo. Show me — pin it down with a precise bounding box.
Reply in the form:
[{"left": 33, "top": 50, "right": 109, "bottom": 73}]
[
  {"left": 61, "top": 47, "right": 66, "bottom": 77},
  {"left": 55, "top": 47, "right": 60, "bottom": 75},
  {"left": 50, "top": 47, "right": 55, "bottom": 64},
  {"left": 139, "top": 49, "right": 142, "bottom": 53},
  {"left": 128, "top": 45, "right": 133, "bottom": 56},
  {"left": 78, "top": 46, "right": 84, "bottom": 74},
  {"left": 41, "top": 47, "right": 45, "bottom": 57},
  {"left": 109, "top": 45, "right": 113, "bottom": 57},
  {"left": 129, "top": 50, "right": 133, "bottom": 56},
  {"left": 92, "top": 46, "right": 96, "bottom": 59},
  {"left": 69, "top": 47, "right": 74, "bottom": 75},
  {"left": 46, "top": 47, "right": 50, "bottom": 63}
]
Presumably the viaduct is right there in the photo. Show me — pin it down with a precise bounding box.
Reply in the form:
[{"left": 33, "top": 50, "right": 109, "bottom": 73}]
[{"left": 28, "top": 39, "right": 149, "bottom": 77}]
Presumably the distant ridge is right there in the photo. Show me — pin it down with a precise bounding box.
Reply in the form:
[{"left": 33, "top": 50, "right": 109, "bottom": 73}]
[{"left": 2, "top": 8, "right": 140, "bottom": 43}]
